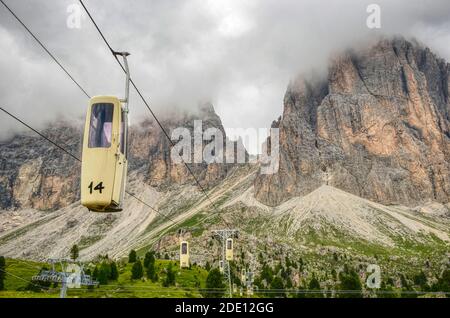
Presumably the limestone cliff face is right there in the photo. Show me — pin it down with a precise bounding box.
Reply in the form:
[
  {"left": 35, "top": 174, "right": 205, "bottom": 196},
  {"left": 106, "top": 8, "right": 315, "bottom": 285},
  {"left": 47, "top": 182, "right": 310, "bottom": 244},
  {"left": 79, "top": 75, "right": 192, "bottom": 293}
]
[
  {"left": 0, "top": 105, "right": 235, "bottom": 210},
  {"left": 129, "top": 103, "right": 236, "bottom": 189},
  {"left": 0, "top": 123, "right": 82, "bottom": 210},
  {"left": 255, "top": 38, "right": 450, "bottom": 206}
]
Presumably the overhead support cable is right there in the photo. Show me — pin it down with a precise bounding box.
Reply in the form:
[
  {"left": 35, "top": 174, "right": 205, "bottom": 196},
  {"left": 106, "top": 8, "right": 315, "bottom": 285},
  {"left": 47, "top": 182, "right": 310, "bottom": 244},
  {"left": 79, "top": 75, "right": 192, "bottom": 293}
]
[
  {"left": 0, "top": 0, "right": 91, "bottom": 99},
  {"left": 78, "top": 0, "right": 231, "bottom": 228}
]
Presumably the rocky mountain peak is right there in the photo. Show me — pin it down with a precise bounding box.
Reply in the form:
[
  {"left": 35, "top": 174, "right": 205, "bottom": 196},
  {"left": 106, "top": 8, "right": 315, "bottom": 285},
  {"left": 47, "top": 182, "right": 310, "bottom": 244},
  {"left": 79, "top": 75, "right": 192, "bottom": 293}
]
[
  {"left": 255, "top": 38, "right": 450, "bottom": 207},
  {"left": 0, "top": 104, "right": 236, "bottom": 211}
]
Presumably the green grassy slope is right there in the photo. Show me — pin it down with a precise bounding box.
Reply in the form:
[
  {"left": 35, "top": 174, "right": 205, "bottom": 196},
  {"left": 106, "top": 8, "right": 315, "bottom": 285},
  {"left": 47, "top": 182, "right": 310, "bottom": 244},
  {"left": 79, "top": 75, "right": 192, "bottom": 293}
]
[{"left": 0, "top": 258, "right": 211, "bottom": 298}]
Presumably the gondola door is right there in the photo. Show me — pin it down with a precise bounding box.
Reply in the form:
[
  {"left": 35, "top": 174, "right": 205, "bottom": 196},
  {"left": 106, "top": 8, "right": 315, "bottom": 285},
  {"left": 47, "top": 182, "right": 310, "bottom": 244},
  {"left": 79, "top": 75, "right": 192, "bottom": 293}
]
[{"left": 112, "top": 106, "right": 128, "bottom": 207}]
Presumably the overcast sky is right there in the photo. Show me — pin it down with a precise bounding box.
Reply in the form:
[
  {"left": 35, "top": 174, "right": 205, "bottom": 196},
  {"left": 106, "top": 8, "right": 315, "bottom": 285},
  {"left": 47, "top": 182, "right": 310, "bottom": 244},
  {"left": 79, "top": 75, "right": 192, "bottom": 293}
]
[{"left": 0, "top": 0, "right": 449, "bottom": 153}]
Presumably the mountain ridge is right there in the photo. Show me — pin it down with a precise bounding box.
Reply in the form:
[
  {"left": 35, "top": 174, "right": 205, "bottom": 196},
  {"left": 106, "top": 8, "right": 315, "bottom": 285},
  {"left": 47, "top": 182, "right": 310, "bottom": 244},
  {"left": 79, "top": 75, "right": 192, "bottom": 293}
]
[{"left": 254, "top": 37, "right": 450, "bottom": 207}]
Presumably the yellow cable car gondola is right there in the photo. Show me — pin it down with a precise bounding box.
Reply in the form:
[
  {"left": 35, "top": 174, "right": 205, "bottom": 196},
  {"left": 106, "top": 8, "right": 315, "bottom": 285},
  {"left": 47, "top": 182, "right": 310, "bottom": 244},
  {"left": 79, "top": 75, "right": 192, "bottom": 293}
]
[
  {"left": 81, "top": 52, "right": 130, "bottom": 212},
  {"left": 179, "top": 241, "right": 190, "bottom": 268},
  {"left": 226, "top": 238, "right": 233, "bottom": 261}
]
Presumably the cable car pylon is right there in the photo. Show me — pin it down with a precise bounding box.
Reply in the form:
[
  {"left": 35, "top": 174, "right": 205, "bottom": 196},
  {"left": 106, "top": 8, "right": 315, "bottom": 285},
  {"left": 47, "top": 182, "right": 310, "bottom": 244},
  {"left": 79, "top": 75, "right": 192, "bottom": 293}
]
[
  {"left": 32, "top": 258, "right": 98, "bottom": 298},
  {"left": 81, "top": 52, "right": 131, "bottom": 212},
  {"left": 212, "top": 229, "right": 239, "bottom": 298}
]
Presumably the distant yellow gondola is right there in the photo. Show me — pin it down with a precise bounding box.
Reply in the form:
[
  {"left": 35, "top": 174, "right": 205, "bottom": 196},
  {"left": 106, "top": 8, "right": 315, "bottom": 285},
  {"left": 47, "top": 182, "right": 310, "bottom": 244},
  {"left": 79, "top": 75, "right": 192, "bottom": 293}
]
[
  {"left": 226, "top": 238, "right": 233, "bottom": 261},
  {"left": 81, "top": 52, "right": 130, "bottom": 212},
  {"left": 180, "top": 241, "right": 190, "bottom": 268}
]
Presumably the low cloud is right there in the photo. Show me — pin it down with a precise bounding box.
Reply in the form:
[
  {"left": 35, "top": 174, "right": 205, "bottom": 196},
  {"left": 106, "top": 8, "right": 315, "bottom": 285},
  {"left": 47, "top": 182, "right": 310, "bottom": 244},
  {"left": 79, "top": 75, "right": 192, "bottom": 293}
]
[{"left": 0, "top": 0, "right": 449, "bottom": 154}]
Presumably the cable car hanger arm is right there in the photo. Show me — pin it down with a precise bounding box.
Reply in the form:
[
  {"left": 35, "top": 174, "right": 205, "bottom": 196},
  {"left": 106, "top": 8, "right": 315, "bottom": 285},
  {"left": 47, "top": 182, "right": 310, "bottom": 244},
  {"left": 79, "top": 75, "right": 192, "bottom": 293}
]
[{"left": 113, "top": 51, "right": 131, "bottom": 110}]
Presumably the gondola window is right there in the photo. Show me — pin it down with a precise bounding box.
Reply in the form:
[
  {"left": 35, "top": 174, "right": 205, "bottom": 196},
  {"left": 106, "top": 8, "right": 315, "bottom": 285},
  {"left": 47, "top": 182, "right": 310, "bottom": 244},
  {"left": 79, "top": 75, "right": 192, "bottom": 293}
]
[
  {"left": 88, "top": 103, "right": 114, "bottom": 148},
  {"left": 181, "top": 242, "right": 188, "bottom": 254}
]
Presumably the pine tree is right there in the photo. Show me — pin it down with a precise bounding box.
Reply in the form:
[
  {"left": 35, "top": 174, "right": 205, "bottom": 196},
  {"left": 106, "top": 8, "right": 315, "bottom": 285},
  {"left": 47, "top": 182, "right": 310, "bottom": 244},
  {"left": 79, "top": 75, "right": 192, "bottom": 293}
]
[
  {"left": 0, "top": 256, "right": 5, "bottom": 291},
  {"left": 96, "top": 262, "right": 111, "bottom": 285},
  {"left": 432, "top": 269, "right": 450, "bottom": 293},
  {"left": 295, "top": 282, "right": 307, "bottom": 298},
  {"left": 146, "top": 262, "right": 158, "bottom": 282},
  {"left": 163, "top": 263, "right": 176, "bottom": 287},
  {"left": 92, "top": 267, "right": 99, "bottom": 280},
  {"left": 400, "top": 273, "right": 409, "bottom": 289},
  {"left": 203, "top": 268, "right": 225, "bottom": 298},
  {"left": 308, "top": 275, "right": 323, "bottom": 298},
  {"left": 97, "top": 268, "right": 108, "bottom": 285},
  {"left": 128, "top": 250, "right": 137, "bottom": 263},
  {"left": 260, "top": 263, "right": 273, "bottom": 287},
  {"left": 298, "top": 258, "right": 304, "bottom": 271},
  {"left": 144, "top": 251, "right": 155, "bottom": 268},
  {"left": 285, "top": 256, "right": 291, "bottom": 268},
  {"left": 131, "top": 259, "right": 144, "bottom": 280},
  {"left": 338, "top": 266, "right": 362, "bottom": 298},
  {"left": 378, "top": 280, "right": 399, "bottom": 298},
  {"left": 270, "top": 276, "right": 285, "bottom": 297},
  {"left": 413, "top": 271, "right": 428, "bottom": 289},
  {"left": 70, "top": 245, "right": 79, "bottom": 260},
  {"left": 101, "top": 262, "right": 111, "bottom": 279},
  {"left": 110, "top": 262, "right": 119, "bottom": 281},
  {"left": 331, "top": 268, "right": 337, "bottom": 280}
]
